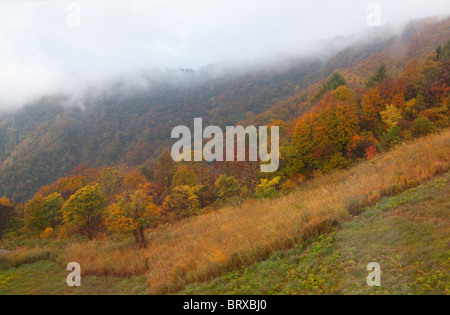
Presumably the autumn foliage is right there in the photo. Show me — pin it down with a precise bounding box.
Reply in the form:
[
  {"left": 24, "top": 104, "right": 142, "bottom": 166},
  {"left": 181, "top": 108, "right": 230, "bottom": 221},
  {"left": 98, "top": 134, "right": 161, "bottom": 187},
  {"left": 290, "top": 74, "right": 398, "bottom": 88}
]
[{"left": 0, "top": 26, "right": 448, "bottom": 293}]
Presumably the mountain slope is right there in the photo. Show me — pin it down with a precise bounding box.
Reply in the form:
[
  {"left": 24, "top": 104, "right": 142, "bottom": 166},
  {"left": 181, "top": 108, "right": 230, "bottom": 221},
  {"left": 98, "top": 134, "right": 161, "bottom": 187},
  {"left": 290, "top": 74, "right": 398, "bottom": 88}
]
[
  {"left": 0, "top": 61, "right": 322, "bottom": 201},
  {"left": 0, "top": 17, "right": 449, "bottom": 202},
  {"left": 243, "top": 17, "right": 450, "bottom": 126}
]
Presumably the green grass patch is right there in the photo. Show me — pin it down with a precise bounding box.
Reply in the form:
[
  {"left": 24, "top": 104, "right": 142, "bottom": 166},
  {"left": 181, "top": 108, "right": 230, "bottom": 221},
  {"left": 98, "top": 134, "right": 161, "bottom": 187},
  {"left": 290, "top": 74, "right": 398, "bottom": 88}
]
[{"left": 0, "top": 261, "right": 149, "bottom": 295}]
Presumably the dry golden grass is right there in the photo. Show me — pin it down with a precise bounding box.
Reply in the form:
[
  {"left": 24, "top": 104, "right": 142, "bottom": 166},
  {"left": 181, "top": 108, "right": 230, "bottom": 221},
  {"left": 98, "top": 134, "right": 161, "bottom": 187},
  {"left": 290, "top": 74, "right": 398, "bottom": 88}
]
[{"left": 62, "top": 130, "right": 450, "bottom": 294}]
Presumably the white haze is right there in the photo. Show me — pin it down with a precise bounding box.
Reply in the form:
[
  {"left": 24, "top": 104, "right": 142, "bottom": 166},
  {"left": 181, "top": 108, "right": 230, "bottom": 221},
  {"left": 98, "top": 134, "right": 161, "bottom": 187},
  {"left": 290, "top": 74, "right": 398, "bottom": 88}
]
[{"left": 0, "top": 0, "right": 449, "bottom": 110}]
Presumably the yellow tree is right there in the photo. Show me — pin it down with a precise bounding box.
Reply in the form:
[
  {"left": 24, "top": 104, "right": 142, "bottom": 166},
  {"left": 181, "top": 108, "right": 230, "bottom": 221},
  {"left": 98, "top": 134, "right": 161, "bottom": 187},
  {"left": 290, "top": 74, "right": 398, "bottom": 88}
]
[
  {"left": 171, "top": 165, "right": 198, "bottom": 188},
  {"left": 62, "top": 185, "right": 106, "bottom": 240},
  {"left": 106, "top": 185, "right": 160, "bottom": 248},
  {"left": 162, "top": 185, "right": 203, "bottom": 219},
  {"left": 381, "top": 104, "right": 403, "bottom": 129}
]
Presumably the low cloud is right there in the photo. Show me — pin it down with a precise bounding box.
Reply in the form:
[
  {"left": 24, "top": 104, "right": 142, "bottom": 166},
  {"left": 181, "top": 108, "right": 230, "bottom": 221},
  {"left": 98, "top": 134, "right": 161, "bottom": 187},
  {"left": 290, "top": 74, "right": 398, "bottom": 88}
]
[{"left": 0, "top": 0, "right": 449, "bottom": 110}]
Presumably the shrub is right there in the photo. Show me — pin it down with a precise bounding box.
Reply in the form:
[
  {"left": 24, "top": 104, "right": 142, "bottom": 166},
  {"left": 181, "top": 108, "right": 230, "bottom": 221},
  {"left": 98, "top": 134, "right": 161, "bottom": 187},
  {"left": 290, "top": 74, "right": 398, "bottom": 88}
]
[
  {"left": 411, "top": 117, "right": 436, "bottom": 138},
  {"left": 321, "top": 153, "right": 348, "bottom": 173},
  {"left": 380, "top": 126, "right": 403, "bottom": 151},
  {"left": 40, "top": 228, "right": 55, "bottom": 240},
  {"left": 214, "top": 175, "right": 241, "bottom": 199},
  {"left": 254, "top": 177, "right": 281, "bottom": 199}
]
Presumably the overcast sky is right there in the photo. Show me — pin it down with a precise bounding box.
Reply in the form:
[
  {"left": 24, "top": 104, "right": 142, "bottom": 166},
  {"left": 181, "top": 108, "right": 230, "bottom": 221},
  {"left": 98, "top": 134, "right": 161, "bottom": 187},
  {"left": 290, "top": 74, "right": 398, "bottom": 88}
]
[{"left": 0, "top": 0, "right": 449, "bottom": 109}]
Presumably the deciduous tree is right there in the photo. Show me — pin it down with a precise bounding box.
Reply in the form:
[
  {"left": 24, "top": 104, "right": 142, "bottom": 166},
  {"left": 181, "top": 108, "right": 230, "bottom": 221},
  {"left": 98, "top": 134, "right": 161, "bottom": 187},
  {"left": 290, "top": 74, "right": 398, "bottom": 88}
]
[
  {"left": 106, "top": 186, "right": 160, "bottom": 248},
  {"left": 0, "top": 198, "right": 14, "bottom": 240},
  {"left": 62, "top": 185, "right": 106, "bottom": 240}
]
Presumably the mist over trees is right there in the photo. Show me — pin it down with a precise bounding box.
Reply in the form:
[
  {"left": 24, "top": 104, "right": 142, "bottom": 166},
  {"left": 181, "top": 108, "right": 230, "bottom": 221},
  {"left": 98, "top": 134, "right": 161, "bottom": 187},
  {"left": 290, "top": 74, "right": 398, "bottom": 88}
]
[{"left": 0, "top": 18, "right": 448, "bottom": 207}]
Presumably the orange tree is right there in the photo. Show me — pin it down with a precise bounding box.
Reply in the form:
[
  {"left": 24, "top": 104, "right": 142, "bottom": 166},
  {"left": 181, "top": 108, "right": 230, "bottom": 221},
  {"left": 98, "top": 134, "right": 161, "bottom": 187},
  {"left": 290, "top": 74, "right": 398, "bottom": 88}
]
[{"left": 293, "top": 91, "right": 360, "bottom": 172}]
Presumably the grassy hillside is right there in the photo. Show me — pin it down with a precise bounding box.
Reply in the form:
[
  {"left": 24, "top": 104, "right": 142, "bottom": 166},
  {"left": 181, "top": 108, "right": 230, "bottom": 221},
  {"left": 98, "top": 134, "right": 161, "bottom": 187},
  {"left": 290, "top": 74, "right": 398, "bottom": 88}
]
[
  {"left": 182, "top": 172, "right": 450, "bottom": 295},
  {"left": 1, "top": 153, "right": 448, "bottom": 295},
  {"left": 1, "top": 129, "right": 448, "bottom": 295}
]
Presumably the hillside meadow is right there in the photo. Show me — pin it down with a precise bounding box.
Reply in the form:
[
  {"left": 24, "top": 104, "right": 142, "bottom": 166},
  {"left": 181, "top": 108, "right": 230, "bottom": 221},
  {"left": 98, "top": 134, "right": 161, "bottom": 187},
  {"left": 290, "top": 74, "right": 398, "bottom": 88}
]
[{"left": 183, "top": 171, "right": 450, "bottom": 295}]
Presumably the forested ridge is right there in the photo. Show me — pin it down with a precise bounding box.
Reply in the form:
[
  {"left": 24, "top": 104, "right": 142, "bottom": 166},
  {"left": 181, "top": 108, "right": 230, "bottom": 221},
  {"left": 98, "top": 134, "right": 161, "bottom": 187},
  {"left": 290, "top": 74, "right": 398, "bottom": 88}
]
[
  {"left": 0, "top": 17, "right": 448, "bottom": 208},
  {"left": 0, "top": 59, "right": 322, "bottom": 202}
]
